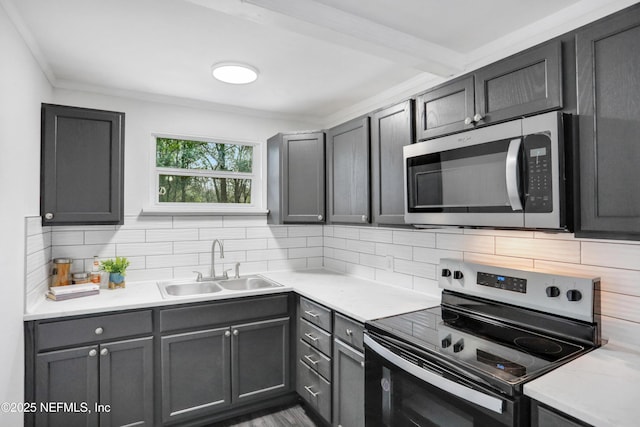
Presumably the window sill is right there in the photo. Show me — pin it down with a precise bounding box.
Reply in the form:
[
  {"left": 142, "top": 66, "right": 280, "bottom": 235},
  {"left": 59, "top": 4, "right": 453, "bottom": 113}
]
[{"left": 140, "top": 206, "right": 269, "bottom": 216}]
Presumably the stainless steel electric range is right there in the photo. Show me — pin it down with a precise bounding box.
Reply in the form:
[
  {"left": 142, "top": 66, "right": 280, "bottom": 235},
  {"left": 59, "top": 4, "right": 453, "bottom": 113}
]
[{"left": 364, "top": 259, "right": 601, "bottom": 427}]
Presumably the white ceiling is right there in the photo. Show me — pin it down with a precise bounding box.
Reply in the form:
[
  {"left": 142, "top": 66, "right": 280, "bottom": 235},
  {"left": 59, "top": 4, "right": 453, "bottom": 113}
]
[{"left": 3, "top": 0, "right": 626, "bottom": 123}]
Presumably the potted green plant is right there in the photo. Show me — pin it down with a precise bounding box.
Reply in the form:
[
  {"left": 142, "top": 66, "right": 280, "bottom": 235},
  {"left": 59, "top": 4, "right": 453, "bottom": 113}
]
[{"left": 100, "top": 257, "right": 130, "bottom": 289}]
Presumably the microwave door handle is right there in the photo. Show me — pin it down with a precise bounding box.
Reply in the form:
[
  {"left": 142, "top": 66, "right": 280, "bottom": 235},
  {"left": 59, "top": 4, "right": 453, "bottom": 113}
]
[
  {"left": 364, "top": 335, "right": 504, "bottom": 414},
  {"left": 506, "top": 138, "right": 523, "bottom": 211}
]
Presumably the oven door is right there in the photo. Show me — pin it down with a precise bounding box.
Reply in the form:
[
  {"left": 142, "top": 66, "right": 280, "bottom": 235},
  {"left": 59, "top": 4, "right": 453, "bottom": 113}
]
[{"left": 364, "top": 333, "right": 525, "bottom": 427}]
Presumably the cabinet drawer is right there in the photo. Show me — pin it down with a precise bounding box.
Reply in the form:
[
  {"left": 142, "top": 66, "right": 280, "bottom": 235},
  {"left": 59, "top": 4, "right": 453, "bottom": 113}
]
[
  {"left": 161, "top": 294, "right": 289, "bottom": 333},
  {"left": 298, "top": 339, "right": 331, "bottom": 381},
  {"left": 334, "top": 313, "right": 364, "bottom": 352},
  {"left": 297, "top": 360, "right": 331, "bottom": 423},
  {"left": 299, "top": 297, "right": 332, "bottom": 333},
  {"left": 37, "top": 310, "right": 152, "bottom": 351},
  {"left": 298, "top": 318, "right": 332, "bottom": 357}
]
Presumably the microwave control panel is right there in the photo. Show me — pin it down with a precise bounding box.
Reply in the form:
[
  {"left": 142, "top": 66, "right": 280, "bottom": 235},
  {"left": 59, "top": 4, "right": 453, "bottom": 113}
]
[{"left": 524, "top": 133, "right": 552, "bottom": 213}]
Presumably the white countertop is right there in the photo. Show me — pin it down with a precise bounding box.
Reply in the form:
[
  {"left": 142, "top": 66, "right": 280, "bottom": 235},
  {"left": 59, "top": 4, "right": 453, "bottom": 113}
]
[
  {"left": 25, "top": 268, "right": 440, "bottom": 322},
  {"left": 524, "top": 341, "right": 640, "bottom": 427}
]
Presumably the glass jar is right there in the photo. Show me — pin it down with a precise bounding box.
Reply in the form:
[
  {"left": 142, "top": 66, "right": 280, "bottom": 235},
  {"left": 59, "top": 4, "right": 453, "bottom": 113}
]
[{"left": 52, "top": 258, "right": 72, "bottom": 287}]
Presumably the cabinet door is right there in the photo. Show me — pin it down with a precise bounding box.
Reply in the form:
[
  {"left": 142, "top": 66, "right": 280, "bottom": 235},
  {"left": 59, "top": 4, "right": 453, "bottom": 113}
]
[
  {"left": 327, "top": 117, "right": 370, "bottom": 224},
  {"left": 99, "top": 337, "right": 154, "bottom": 427},
  {"left": 35, "top": 346, "right": 99, "bottom": 427},
  {"left": 282, "top": 133, "right": 325, "bottom": 223},
  {"left": 415, "top": 76, "right": 475, "bottom": 140},
  {"left": 161, "top": 328, "right": 231, "bottom": 423},
  {"left": 333, "top": 339, "right": 364, "bottom": 427},
  {"left": 41, "top": 104, "right": 125, "bottom": 225},
  {"left": 575, "top": 5, "right": 640, "bottom": 239},
  {"left": 231, "top": 317, "right": 290, "bottom": 404},
  {"left": 371, "top": 100, "right": 414, "bottom": 225},
  {"left": 475, "top": 40, "right": 562, "bottom": 124}
]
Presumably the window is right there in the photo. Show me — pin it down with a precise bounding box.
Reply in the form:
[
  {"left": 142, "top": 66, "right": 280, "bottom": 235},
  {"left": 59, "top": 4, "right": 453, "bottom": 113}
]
[{"left": 151, "top": 135, "right": 262, "bottom": 212}]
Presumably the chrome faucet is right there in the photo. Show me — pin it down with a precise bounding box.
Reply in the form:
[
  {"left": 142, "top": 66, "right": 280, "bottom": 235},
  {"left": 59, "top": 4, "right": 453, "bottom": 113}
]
[{"left": 211, "top": 239, "right": 225, "bottom": 280}]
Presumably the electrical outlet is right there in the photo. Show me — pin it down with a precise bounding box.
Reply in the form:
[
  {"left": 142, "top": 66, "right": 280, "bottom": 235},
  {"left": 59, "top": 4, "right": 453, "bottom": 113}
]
[{"left": 385, "top": 255, "right": 394, "bottom": 271}]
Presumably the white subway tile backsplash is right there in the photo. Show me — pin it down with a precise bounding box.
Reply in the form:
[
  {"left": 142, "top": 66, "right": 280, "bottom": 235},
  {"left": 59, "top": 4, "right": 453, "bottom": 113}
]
[
  {"left": 346, "top": 263, "right": 375, "bottom": 280},
  {"left": 392, "top": 230, "right": 436, "bottom": 248},
  {"left": 147, "top": 253, "right": 199, "bottom": 269},
  {"left": 323, "top": 237, "right": 346, "bottom": 249},
  {"left": 147, "top": 228, "right": 198, "bottom": 243},
  {"left": 359, "top": 228, "right": 393, "bottom": 243},
  {"left": 248, "top": 227, "right": 288, "bottom": 239},
  {"left": 200, "top": 227, "right": 246, "bottom": 240},
  {"left": 288, "top": 225, "right": 323, "bottom": 237},
  {"left": 413, "top": 247, "right": 462, "bottom": 264},
  {"left": 174, "top": 240, "right": 214, "bottom": 254},
  {"left": 269, "top": 258, "right": 307, "bottom": 271},
  {"left": 601, "top": 291, "right": 640, "bottom": 323},
  {"left": 495, "top": 237, "right": 580, "bottom": 263},
  {"left": 172, "top": 216, "right": 223, "bottom": 229},
  {"left": 325, "top": 258, "right": 347, "bottom": 273},
  {"left": 288, "top": 247, "right": 323, "bottom": 259},
  {"left": 359, "top": 253, "right": 386, "bottom": 268},
  {"left": 375, "top": 270, "right": 413, "bottom": 289},
  {"left": 323, "top": 226, "right": 334, "bottom": 237},
  {"left": 125, "top": 268, "right": 173, "bottom": 282},
  {"left": 235, "top": 261, "right": 268, "bottom": 275},
  {"left": 394, "top": 259, "right": 436, "bottom": 279},
  {"left": 332, "top": 249, "right": 360, "bottom": 265},
  {"left": 375, "top": 243, "right": 412, "bottom": 260},
  {"left": 224, "top": 239, "right": 267, "bottom": 251},
  {"left": 26, "top": 232, "right": 51, "bottom": 255},
  {"left": 246, "top": 249, "right": 288, "bottom": 262},
  {"left": 437, "top": 233, "right": 494, "bottom": 254},
  {"left": 51, "top": 231, "right": 84, "bottom": 246},
  {"left": 464, "top": 253, "right": 534, "bottom": 270},
  {"left": 84, "top": 229, "right": 146, "bottom": 245},
  {"left": 26, "top": 248, "right": 51, "bottom": 275},
  {"left": 52, "top": 244, "right": 116, "bottom": 260},
  {"left": 412, "top": 277, "right": 440, "bottom": 297},
  {"left": 223, "top": 215, "right": 267, "bottom": 227},
  {"left": 116, "top": 242, "right": 172, "bottom": 257},
  {"left": 307, "top": 257, "right": 324, "bottom": 269},
  {"left": 307, "top": 236, "right": 323, "bottom": 247},
  {"left": 121, "top": 215, "right": 172, "bottom": 229},
  {"left": 582, "top": 242, "right": 640, "bottom": 270},
  {"left": 267, "top": 237, "right": 307, "bottom": 249},
  {"left": 25, "top": 217, "right": 46, "bottom": 236},
  {"left": 346, "top": 239, "right": 376, "bottom": 254},
  {"left": 333, "top": 226, "right": 360, "bottom": 240},
  {"left": 198, "top": 251, "right": 246, "bottom": 264}
]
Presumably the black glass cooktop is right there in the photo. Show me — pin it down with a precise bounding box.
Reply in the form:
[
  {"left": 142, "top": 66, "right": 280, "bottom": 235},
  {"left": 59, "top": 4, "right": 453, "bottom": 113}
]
[{"left": 367, "top": 305, "right": 587, "bottom": 386}]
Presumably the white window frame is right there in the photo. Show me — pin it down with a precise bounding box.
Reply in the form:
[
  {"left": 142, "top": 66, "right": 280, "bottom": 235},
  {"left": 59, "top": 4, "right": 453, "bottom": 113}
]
[{"left": 146, "top": 133, "right": 265, "bottom": 214}]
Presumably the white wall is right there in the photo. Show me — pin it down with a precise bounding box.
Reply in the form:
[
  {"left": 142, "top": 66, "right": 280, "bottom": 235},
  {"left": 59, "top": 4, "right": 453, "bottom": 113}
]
[
  {"left": 0, "top": 3, "right": 52, "bottom": 425},
  {"left": 52, "top": 88, "right": 321, "bottom": 214}
]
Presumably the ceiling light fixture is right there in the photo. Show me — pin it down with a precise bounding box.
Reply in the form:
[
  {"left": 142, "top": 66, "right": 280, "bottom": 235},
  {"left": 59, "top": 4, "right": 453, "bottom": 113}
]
[{"left": 211, "top": 62, "right": 259, "bottom": 84}]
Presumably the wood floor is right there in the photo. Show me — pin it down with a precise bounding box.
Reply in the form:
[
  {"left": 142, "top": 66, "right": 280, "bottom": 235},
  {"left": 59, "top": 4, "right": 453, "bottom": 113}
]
[{"left": 210, "top": 404, "right": 320, "bottom": 427}]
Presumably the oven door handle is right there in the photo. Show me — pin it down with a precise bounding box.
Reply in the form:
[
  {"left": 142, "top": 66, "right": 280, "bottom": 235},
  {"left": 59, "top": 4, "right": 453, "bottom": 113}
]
[
  {"left": 505, "top": 138, "right": 523, "bottom": 211},
  {"left": 364, "top": 335, "right": 504, "bottom": 414}
]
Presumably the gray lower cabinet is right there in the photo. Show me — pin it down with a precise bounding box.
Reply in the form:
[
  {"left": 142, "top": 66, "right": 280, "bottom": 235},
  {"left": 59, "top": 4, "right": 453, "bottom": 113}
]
[
  {"left": 332, "top": 340, "right": 364, "bottom": 427},
  {"left": 370, "top": 100, "right": 414, "bottom": 226},
  {"left": 267, "top": 131, "right": 325, "bottom": 224},
  {"left": 161, "top": 328, "right": 231, "bottom": 423},
  {"left": 161, "top": 310, "right": 291, "bottom": 424},
  {"left": 531, "top": 400, "right": 592, "bottom": 427},
  {"left": 35, "top": 337, "right": 153, "bottom": 427},
  {"left": 40, "top": 103, "right": 125, "bottom": 226},
  {"left": 575, "top": 3, "right": 640, "bottom": 240},
  {"left": 326, "top": 116, "right": 371, "bottom": 224}
]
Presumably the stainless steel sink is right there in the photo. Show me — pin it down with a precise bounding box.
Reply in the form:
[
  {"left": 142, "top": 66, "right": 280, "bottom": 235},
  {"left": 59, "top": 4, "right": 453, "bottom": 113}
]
[
  {"left": 217, "top": 275, "right": 282, "bottom": 291},
  {"left": 157, "top": 275, "right": 281, "bottom": 298},
  {"left": 158, "top": 280, "right": 223, "bottom": 298}
]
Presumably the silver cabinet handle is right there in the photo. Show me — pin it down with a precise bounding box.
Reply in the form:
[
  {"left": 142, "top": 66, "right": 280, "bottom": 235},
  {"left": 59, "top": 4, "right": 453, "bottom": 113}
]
[
  {"left": 473, "top": 113, "right": 484, "bottom": 123},
  {"left": 233, "top": 329, "right": 239, "bottom": 336},
  {"left": 304, "top": 385, "right": 320, "bottom": 397},
  {"left": 464, "top": 117, "right": 473, "bottom": 125},
  {"left": 361, "top": 215, "right": 367, "bottom": 222},
  {"left": 346, "top": 329, "right": 353, "bottom": 336},
  {"left": 304, "top": 310, "right": 319, "bottom": 319},
  {"left": 44, "top": 213, "right": 54, "bottom": 220},
  {"left": 88, "top": 349, "right": 97, "bottom": 357},
  {"left": 360, "top": 361, "right": 365, "bottom": 368},
  {"left": 304, "top": 355, "right": 319, "bottom": 365},
  {"left": 225, "top": 331, "right": 231, "bottom": 337},
  {"left": 95, "top": 327, "right": 104, "bottom": 335},
  {"left": 505, "top": 138, "right": 523, "bottom": 211},
  {"left": 304, "top": 333, "right": 319, "bottom": 342},
  {"left": 100, "top": 348, "right": 108, "bottom": 356},
  {"left": 317, "top": 214, "right": 323, "bottom": 221}
]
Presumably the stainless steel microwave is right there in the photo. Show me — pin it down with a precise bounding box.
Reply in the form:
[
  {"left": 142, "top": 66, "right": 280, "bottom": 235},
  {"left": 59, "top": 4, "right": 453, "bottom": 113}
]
[{"left": 403, "top": 111, "right": 571, "bottom": 230}]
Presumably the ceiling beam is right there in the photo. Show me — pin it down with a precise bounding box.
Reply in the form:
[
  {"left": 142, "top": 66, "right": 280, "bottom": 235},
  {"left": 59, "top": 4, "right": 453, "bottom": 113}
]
[{"left": 186, "top": 0, "right": 464, "bottom": 77}]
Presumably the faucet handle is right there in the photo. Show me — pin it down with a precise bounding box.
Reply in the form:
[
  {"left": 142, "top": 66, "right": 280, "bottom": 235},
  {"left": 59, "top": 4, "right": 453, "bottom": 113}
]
[
  {"left": 193, "top": 271, "right": 203, "bottom": 282},
  {"left": 223, "top": 268, "right": 233, "bottom": 280}
]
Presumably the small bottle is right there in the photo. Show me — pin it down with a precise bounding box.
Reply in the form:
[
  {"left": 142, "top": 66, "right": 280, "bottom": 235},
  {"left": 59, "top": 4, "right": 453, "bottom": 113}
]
[{"left": 90, "top": 256, "right": 101, "bottom": 284}]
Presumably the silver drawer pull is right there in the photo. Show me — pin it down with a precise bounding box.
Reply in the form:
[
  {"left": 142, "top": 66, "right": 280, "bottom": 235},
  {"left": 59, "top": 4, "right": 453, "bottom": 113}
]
[
  {"left": 304, "top": 310, "right": 319, "bottom": 319},
  {"left": 95, "top": 327, "right": 104, "bottom": 335},
  {"left": 304, "top": 355, "right": 319, "bottom": 365},
  {"left": 304, "top": 333, "right": 319, "bottom": 342},
  {"left": 304, "top": 385, "right": 320, "bottom": 398},
  {"left": 100, "top": 348, "right": 108, "bottom": 356},
  {"left": 346, "top": 328, "right": 353, "bottom": 336},
  {"left": 360, "top": 361, "right": 365, "bottom": 368},
  {"left": 88, "top": 349, "right": 97, "bottom": 357}
]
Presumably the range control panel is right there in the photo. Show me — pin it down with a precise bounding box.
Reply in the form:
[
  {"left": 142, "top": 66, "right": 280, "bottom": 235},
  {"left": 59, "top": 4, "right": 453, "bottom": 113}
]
[
  {"left": 438, "top": 259, "right": 599, "bottom": 323},
  {"left": 477, "top": 272, "right": 527, "bottom": 293}
]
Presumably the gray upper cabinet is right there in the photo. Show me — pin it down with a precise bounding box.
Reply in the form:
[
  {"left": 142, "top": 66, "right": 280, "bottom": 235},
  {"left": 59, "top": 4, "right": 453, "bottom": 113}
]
[
  {"left": 475, "top": 40, "right": 562, "bottom": 125},
  {"left": 371, "top": 100, "right": 414, "bottom": 225},
  {"left": 575, "top": 4, "right": 640, "bottom": 240},
  {"left": 41, "top": 104, "right": 125, "bottom": 226},
  {"left": 267, "top": 131, "right": 325, "bottom": 224},
  {"left": 416, "top": 76, "right": 475, "bottom": 140},
  {"left": 327, "top": 116, "right": 371, "bottom": 224}
]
